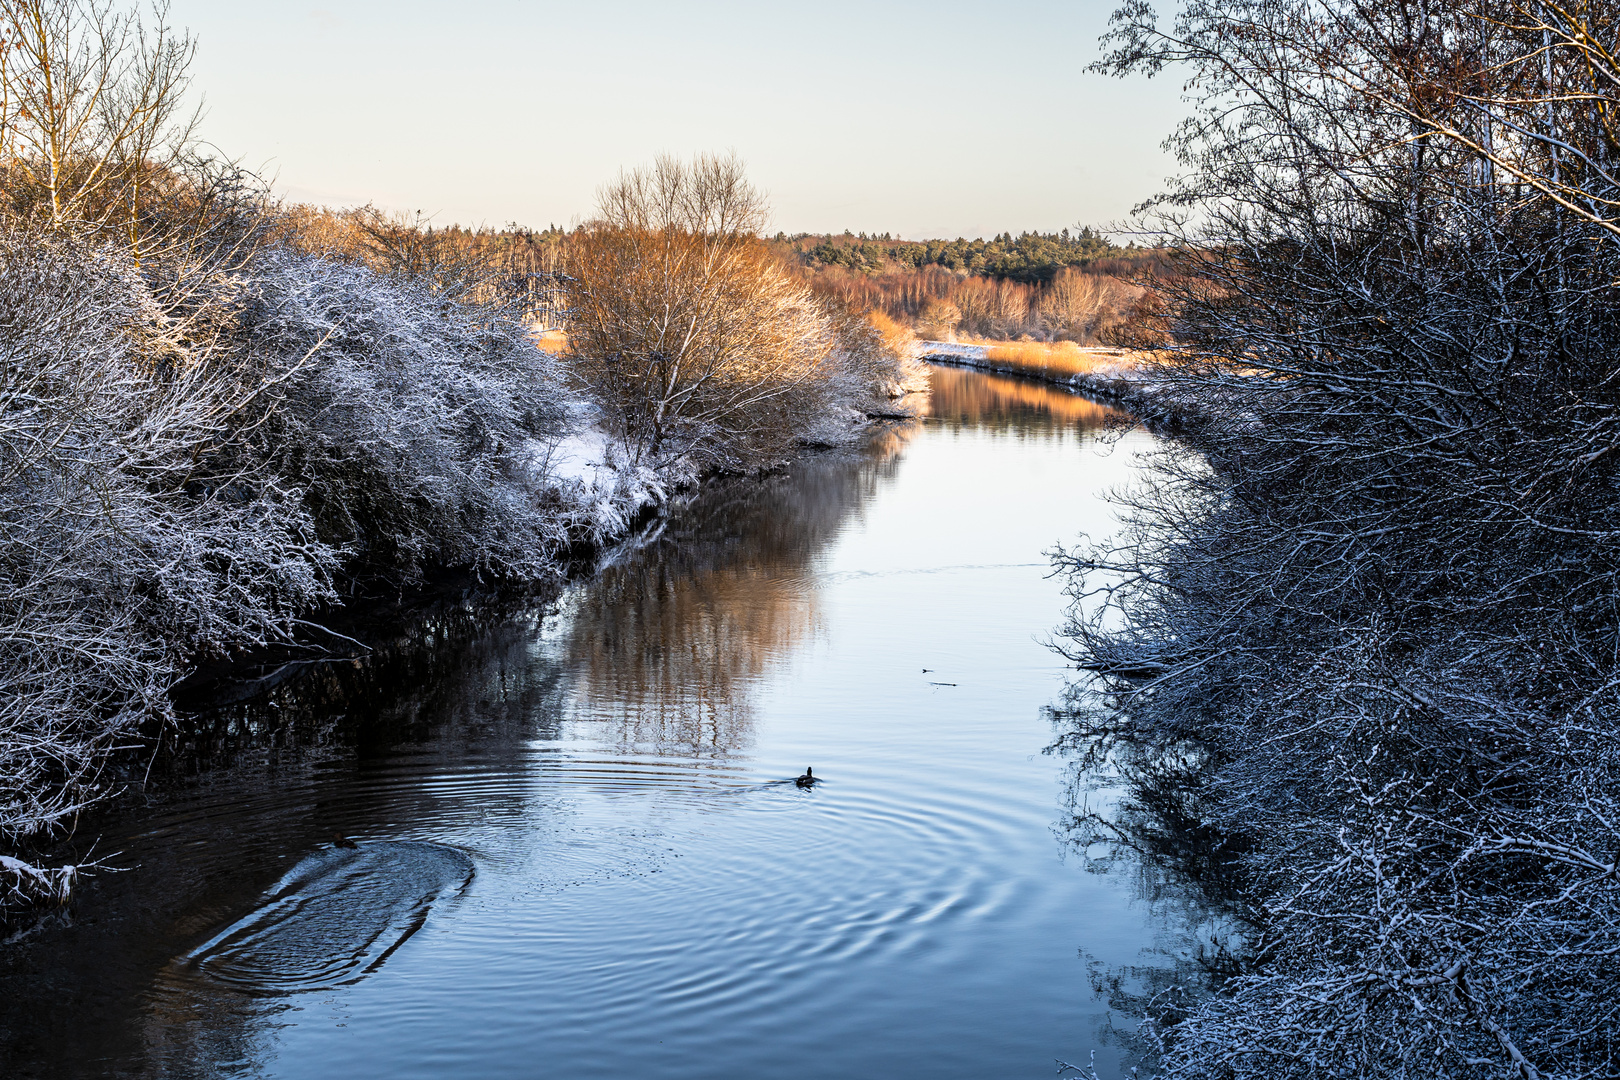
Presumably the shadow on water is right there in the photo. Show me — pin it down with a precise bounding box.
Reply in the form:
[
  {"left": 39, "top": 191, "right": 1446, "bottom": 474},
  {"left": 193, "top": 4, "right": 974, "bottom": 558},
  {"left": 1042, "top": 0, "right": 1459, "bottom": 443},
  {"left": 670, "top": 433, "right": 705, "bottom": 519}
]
[
  {"left": 0, "top": 418, "right": 923, "bottom": 1080},
  {"left": 1048, "top": 714, "right": 1256, "bottom": 1071}
]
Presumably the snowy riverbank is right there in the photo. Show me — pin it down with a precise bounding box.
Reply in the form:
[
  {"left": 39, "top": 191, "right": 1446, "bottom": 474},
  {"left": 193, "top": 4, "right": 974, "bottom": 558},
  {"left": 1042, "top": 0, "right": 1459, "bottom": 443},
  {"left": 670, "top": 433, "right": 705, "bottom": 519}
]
[{"left": 914, "top": 341, "right": 1194, "bottom": 426}]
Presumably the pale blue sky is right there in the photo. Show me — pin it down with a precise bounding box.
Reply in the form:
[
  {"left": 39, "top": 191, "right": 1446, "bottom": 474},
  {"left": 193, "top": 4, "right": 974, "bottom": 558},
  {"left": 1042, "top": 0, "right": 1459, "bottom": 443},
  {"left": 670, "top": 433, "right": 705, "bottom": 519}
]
[{"left": 168, "top": 1, "right": 1184, "bottom": 238}]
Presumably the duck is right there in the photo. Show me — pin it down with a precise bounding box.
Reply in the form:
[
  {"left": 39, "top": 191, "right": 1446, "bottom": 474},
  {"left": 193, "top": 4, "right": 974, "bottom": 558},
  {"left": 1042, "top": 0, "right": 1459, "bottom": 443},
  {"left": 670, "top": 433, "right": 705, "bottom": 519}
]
[
  {"left": 795, "top": 767, "right": 817, "bottom": 788},
  {"left": 331, "top": 831, "right": 359, "bottom": 849}
]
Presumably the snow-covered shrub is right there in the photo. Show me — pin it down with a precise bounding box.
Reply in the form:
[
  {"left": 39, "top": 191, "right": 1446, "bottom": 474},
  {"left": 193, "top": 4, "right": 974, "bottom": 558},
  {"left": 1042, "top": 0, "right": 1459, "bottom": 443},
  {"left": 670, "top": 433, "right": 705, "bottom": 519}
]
[
  {"left": 0, "top": 219, "right": 579, "bottom": 907},
  {"left": 241, "top": 250, "right": 571, "bottom": 583},
  {"left": 1055, "top": 3, "right": 1620, "bottom": 1076},
  {"left": 822, "top": 304, "right": 927, "bottom": 417},
  {"left": 0, "top": 0, "right": 585, "bottom": 913},
  {"left": 530, "top": 411, "right": 674, "bottom": 548},
  {"left": 0, "top": 227, "right": 341, "bottom": 877}
]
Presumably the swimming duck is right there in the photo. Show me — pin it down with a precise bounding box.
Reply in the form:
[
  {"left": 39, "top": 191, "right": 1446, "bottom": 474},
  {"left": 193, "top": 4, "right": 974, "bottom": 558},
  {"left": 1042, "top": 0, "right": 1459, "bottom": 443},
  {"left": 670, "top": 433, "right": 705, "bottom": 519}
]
[
  {"left": 795, "top": 767, "right": 817, "bottom": 788},
  {"left": 331, "top": 831, "right": 358, "bottom": 849}
]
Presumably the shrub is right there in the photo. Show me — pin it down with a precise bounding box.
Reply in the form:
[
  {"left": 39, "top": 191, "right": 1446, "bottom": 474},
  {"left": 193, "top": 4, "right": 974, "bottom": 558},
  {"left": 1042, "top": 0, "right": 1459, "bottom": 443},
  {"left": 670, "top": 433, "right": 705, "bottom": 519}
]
[
  {"left": 565, "top": 154, "right": 870, "bottom": 470},
  {"left": 1061, "top": 2, "right": 1620, "bottom": 1076}
]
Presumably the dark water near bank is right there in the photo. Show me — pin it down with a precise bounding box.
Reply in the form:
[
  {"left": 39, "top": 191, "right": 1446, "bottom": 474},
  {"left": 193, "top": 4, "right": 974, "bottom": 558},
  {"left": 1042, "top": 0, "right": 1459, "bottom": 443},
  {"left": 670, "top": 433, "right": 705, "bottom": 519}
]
[{"left": 1, "top": 368, "right": 1175, "bottom": 1079}]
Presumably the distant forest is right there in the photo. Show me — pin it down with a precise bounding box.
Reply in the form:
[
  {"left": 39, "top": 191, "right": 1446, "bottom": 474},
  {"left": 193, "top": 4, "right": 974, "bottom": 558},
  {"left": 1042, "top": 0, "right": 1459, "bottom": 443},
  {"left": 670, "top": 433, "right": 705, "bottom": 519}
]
[
  {"left": 409, "top": 223, "right": 1169, "bottom": 345},
  {"left": 776, "top": 227, "right": 1121, "bottom": 283},
  {"left": 772, "top": 231, "right": 1172, "bottom": 345}
]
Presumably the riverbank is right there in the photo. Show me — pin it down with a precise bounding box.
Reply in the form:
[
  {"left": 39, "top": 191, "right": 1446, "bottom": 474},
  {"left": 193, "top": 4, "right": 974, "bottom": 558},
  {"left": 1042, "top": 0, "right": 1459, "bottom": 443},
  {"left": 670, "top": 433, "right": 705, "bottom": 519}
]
[
  {"left": 0, "top": 392, "right": 926, "bottom": 921},
  {"left": 0, "top": 366, "right": 1173, "bottom": 1080},
  {"left": 915, "top": 340, "right": 1195, "bottom": 426}
]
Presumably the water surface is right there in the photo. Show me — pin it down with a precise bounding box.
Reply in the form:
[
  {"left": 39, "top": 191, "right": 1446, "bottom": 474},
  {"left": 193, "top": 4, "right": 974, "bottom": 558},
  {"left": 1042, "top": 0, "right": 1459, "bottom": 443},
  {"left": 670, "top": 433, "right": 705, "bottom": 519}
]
[{"left": 1, "top": 367, "right": 1173, "bottom": 1079}]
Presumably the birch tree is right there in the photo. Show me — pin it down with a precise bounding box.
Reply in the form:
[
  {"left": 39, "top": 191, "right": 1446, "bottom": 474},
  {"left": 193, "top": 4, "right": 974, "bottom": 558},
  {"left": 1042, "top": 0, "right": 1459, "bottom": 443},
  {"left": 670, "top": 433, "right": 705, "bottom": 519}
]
[{"left": 0, "top": 0, "right": 197, "bottom": 260}]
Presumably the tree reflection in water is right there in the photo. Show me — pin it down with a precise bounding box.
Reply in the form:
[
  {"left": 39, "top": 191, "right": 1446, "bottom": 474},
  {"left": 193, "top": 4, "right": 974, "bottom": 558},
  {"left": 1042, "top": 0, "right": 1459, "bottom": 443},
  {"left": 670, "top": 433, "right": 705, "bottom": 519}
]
[
  {"left": 559, "top": 421, "right": 919, "bottom": 756},
  {"left": 554, "top": 365, "right": 1121, "bottom": 759},
  {"left": 1049, "top": 705, "right": 1253, "bottom": 1072}
]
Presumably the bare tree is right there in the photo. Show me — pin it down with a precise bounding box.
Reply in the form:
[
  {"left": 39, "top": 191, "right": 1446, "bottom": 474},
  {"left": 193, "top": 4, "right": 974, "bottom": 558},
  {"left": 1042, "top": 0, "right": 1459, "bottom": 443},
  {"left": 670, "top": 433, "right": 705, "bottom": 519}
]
[
  {"left": 563, "top": 154, "right": 844, "bottom": 469},
  {"left": 0, "top": 0, "right": 198, "bottom": 261},
  {"left": 1058, "top": 2, "right": 1620, "bottom": 1077}
]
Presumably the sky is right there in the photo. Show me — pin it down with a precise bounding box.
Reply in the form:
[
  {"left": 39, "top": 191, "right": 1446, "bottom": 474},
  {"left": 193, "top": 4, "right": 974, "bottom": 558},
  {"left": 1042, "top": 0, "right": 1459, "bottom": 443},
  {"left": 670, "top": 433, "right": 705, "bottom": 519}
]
[{"left": 166, "top": 0, "right": 1187, "bottom": 240}]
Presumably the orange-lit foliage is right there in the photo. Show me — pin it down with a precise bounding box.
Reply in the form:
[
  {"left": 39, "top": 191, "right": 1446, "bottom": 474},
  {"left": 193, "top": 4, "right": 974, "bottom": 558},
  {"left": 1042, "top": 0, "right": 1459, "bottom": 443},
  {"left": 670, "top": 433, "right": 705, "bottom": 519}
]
[
  {"left": 268, "top": 208, "right": 1182, "bottom": 347},
  {"left": 801, "top": 264, "right": 1167, "bottom": 345},
  {"left": 864, "top": 309, "right": 913, "bottom": 358},
  {"left": 563, "top": 155, "right": 841, "bottom": 466}
]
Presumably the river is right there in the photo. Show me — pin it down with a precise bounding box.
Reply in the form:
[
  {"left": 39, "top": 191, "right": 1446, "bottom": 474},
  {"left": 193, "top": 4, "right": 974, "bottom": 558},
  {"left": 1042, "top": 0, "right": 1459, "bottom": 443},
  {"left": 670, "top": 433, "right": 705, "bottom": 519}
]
[{"left": 0, "top": 366, "right": 1179, "bottom": 1080}]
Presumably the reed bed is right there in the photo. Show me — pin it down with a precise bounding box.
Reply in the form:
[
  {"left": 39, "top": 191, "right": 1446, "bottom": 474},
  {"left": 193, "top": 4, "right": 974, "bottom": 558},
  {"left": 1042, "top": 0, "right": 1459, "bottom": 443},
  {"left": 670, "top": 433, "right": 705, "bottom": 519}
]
[
  {"left": 980, "top": 340, "right": 1122, "bottom": 380},
  {"left": 532, "top": 327, "right": 570, "bottom": 355}
]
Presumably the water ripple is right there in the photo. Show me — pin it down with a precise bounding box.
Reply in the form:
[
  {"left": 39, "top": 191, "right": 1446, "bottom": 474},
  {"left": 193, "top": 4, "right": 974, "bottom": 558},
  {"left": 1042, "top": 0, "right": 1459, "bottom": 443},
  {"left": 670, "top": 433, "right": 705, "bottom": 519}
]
[{"left": 169, "top": 841, "right": 473, "bottom": 995}]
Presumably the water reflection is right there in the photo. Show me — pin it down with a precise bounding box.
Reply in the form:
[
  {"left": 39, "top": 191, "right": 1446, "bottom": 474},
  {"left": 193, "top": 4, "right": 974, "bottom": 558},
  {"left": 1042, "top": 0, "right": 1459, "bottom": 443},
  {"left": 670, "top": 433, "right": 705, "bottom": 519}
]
[
  {"left": 561, "top": 424, "right": 918, "bottom": 755},
  {"left": 1051, "top": 728, "right": 1250, "bottom": 1074},
  {"left": 0, "top": 368, "right": 1177, "bottom": 1080},
  {"left": 922, "top": 364, "right": 1121, "bottom": 433}
]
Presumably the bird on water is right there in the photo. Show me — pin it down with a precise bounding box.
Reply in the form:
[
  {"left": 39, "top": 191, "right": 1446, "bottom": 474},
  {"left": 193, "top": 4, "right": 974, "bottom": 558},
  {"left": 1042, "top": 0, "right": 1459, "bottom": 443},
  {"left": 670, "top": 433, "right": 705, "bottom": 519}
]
[
  {"left": 331, "top": 832, "right": 358, "bottom": 849},
  {"left": 795, "top": 767, "right": 817, "bottom": 788}
]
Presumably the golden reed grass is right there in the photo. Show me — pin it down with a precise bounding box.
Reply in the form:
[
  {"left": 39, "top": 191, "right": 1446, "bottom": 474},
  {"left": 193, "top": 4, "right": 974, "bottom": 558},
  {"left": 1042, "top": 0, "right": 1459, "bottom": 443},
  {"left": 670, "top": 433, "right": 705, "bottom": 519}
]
[
  {"left": 533, "top": 327, "right": 569, "bottom": 354},
  {"left": 982, "top": 340, "right": 1109, "bottom": 379}
]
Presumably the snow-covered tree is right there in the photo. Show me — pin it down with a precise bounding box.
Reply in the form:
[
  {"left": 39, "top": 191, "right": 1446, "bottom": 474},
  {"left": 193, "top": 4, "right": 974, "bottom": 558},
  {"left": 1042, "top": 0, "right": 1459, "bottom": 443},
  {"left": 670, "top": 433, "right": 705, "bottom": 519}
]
[{"left": 1060, "top": 2, "right": 1620, "bottom": 1076}]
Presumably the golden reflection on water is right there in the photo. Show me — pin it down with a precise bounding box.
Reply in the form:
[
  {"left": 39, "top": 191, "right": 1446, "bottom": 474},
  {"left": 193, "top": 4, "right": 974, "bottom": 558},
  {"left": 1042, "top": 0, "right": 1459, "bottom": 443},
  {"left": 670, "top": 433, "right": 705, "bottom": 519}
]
[{"left": 921, "top": 365, "right": 1122, "bottom": 432}]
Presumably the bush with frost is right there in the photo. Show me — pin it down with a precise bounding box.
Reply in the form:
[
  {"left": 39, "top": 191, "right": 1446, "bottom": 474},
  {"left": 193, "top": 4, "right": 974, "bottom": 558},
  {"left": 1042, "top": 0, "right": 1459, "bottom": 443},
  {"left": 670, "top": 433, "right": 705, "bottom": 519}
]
[
  {"left": 0, "top": 227, "right": 338, "bottom": 897},
  {"left": 0, "top": 0, "right": 582, "bottom": 911},
  {"left": 1057, "top": 2, "right": 1620, "bottom": 1077},
  {"left": 0, "top": 218, "right": 574, "bottom": 908},
  {"left": 241, "top": 249, "right": 569, "bottom": 582}
]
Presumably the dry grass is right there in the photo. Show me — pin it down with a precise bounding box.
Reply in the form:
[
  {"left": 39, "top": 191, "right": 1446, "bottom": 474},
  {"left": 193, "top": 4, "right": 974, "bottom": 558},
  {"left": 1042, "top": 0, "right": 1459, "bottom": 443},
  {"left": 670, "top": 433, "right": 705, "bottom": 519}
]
[
  {"left": 865, "top": 308, "right": 914, "bottom": 356},
  {"left": 532, "top": 327, "right": 569, "bottom": 355},
  {"left": 982, "top": 340, "right": 1120, "bottom": 379}
]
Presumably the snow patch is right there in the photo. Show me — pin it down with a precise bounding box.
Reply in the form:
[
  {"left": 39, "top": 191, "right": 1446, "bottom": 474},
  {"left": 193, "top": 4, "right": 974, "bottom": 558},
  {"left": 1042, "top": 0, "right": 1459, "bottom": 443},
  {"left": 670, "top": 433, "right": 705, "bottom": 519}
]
[{"left": 525, "top": 412, "right": 674, "bottom": 547}]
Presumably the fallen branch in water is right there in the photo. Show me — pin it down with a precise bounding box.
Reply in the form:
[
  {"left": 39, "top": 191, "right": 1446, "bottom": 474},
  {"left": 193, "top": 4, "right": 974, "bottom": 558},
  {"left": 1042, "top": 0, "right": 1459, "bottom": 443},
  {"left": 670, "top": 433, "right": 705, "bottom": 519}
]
[{"left": 1, "top": 855, "right": 79, "bottom": 907}]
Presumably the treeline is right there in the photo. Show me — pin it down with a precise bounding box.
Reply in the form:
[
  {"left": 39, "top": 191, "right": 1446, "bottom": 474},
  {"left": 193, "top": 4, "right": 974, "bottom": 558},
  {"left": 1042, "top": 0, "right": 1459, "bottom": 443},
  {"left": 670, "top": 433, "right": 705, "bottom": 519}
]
[
  {"left": 0, "top": 1, "right": 917, "bottom": 911},
  {"left": 803, "top": 264, "right": 1162, "bottom": 345},
  {"left": 772, "top": 233, "right": 1174, "bottom": 344},
  {"left": 356, "top": 221, "right": 1174, "bottom": 346},
  {"left": 1060, "top": 3, "right": 1620, "bottom": 1079},
  {"left": 778, "top": 227, "right": 1120, "bottom": 283}
]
